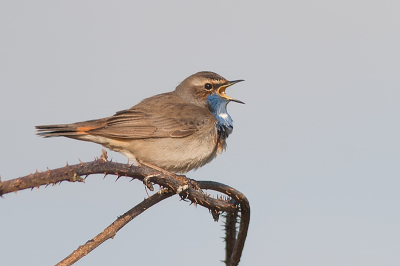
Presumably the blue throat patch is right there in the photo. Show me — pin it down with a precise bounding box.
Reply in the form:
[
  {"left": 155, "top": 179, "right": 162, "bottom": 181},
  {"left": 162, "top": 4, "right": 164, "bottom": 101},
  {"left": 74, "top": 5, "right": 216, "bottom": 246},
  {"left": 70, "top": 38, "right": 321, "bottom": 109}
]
[{"left": 206, "top": 94, "right": 233, "bottom": 139}]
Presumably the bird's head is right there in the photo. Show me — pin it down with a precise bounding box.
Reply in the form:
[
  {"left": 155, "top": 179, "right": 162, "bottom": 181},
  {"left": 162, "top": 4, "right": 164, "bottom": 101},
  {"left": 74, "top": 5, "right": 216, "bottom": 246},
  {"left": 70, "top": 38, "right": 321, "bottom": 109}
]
[{"left": 175, "top": 71, "right": 244, "bottom": 108}]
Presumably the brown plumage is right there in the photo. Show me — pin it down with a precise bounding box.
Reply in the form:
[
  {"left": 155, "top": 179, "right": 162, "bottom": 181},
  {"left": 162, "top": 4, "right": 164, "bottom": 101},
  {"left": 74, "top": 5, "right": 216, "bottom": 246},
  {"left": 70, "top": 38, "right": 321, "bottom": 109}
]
[{"left": 36, "top": 71, "right": 244, "bottom": 173}]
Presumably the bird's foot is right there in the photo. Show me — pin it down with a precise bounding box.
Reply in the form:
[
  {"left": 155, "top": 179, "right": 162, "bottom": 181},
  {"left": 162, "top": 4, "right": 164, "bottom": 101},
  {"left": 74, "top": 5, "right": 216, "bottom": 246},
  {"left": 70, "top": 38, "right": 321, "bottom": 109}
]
[
  {"left": 142, "top": 174, "right": 157, "bottom": 191},
  {"left": 173, "top": 175, "right": 202, "bottom": 192}
]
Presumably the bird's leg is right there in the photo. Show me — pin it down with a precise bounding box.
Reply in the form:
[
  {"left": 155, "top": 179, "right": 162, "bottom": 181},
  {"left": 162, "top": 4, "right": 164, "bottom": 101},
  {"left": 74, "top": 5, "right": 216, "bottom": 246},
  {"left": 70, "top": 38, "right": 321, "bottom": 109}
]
[
  {"left": 137, "top": 159, "right": 177, "bottom": 178},
  {"left": 100, "top": 149, "right": 108, "bottom": 162},
  {"left": 137, "top": 159, "right": 201, "bottom": 193}
]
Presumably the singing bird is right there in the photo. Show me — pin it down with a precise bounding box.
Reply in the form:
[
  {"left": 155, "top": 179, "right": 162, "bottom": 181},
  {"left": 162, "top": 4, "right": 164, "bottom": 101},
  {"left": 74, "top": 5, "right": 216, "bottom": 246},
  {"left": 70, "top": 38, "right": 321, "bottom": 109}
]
[{"left": 36, "top": 71, "right": 244, "bottom": 173}]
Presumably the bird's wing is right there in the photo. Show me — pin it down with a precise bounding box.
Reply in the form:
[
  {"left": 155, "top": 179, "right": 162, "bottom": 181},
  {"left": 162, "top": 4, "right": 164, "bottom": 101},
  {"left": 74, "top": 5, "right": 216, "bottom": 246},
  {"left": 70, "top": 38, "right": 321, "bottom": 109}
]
[{"left": 87, "top": 104, "right": 211, "bottom": 139}]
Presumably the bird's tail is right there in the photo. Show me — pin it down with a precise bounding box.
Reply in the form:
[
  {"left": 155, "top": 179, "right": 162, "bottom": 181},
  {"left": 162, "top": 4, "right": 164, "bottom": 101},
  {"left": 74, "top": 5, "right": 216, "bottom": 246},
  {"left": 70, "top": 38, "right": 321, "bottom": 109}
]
[{"left": 36, "top": 119, "right": 104, "bottom": 138}]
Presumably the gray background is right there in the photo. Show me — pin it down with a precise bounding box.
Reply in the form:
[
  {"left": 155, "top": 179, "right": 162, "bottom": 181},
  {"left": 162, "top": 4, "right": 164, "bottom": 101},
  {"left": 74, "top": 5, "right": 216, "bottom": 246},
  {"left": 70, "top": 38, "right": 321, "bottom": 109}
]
[{"left": 1, "top": 1, "right": 399, "bottom": 265}]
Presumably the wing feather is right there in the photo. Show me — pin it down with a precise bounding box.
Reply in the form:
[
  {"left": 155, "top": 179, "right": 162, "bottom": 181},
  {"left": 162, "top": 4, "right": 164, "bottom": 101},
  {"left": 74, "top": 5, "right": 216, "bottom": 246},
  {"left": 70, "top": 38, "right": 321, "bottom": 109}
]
[{"left": 87, "top": 103, "right": 210, "bottom": 139}]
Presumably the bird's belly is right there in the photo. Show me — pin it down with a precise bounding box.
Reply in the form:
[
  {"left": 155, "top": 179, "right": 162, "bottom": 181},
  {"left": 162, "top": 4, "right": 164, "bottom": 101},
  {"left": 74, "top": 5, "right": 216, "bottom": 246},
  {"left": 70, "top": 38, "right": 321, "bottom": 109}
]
[
  {"left": 110, "top": 127, "right": 217, "bottom": 173},
  {"left": 129, "top": 135, "right": 219, "bottom": 173}
]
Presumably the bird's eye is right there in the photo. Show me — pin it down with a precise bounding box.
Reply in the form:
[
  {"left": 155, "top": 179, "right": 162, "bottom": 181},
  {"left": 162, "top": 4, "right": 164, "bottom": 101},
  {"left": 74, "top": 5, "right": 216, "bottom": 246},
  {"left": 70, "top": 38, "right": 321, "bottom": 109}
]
[{"left": 204, "top": 83, "right": 212, "bottom": 90}]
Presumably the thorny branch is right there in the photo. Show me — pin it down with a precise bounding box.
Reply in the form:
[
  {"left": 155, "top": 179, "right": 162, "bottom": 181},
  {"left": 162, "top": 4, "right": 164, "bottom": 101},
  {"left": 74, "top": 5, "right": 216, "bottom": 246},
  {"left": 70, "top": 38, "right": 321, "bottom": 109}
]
[
  {"left": 224, "top": 200, "right": 239, "bottom": 263},
  {"left": 1, "top": 153, "right": 250, "bottom": 266}
]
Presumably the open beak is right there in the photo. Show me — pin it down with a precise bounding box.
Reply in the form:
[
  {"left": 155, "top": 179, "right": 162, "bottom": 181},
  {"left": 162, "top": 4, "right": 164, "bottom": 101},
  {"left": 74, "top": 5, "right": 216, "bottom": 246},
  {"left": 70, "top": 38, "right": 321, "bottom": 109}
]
[{"left": 217, "top": 80, "right": 245, "bottom": 104}]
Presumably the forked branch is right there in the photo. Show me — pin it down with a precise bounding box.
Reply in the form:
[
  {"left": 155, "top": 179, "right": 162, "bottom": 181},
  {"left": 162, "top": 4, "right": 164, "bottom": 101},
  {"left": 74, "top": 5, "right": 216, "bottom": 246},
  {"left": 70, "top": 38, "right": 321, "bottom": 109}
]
[{"left": 1, "top": 156, "right": 250, "bottom": 266}]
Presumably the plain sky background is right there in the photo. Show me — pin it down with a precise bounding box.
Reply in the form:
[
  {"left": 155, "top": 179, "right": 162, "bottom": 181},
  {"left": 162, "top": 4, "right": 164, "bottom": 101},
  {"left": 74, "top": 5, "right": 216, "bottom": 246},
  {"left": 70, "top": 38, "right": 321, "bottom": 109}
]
[{"left": 1, "top": 1, "right": 399, "bottom": 265}]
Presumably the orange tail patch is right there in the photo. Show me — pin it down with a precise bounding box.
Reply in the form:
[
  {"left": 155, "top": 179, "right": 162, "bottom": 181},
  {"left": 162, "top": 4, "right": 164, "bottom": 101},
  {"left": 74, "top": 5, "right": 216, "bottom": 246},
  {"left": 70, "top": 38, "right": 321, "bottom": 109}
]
[{"left": 76, "top": 126, "right": 95, "bottom": 134}]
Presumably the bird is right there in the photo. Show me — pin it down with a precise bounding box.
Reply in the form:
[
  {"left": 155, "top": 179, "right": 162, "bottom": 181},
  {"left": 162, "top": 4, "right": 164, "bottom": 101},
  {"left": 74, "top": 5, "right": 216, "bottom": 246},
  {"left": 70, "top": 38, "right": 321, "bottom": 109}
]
[{"left": 36, "top": 71, "right": 244, "bottom": 173}]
